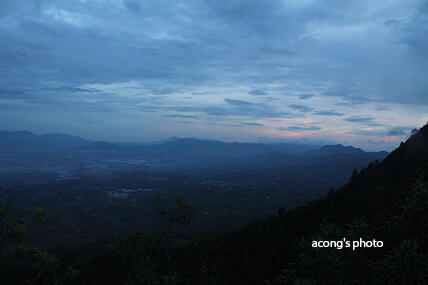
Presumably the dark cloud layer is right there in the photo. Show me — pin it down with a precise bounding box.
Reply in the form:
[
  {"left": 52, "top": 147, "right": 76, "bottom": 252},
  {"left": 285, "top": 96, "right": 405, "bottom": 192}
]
[
  {"left": 299, "top": 94, "right": 315, "bottom": 100},
  {"left": 163, "top": 114, "right": 199, "bottom": 119},
  {"left": 278, "top": 126, "right": 322, "bottom": 131},
  {"left": 345, "top": 116, "right": 376, "bottom": 123},
  {"left": 289, "top": 104, "right": 314, "bottom": 113},
  {"left": 0, "top": 0, "right": 426, "bottom": 147},
  {"left": 386, "top": 127, "right": 414, "bottom": 137},
  {"left": 1, "top": 0, "right": 427, "bottom": 103},
  {"left": 248, "top": 89, "right": 269, "bottom": 96},
  {"left": 352, "top": 126, "right": 415, "bottom": 137},
  {"left": 239, "top": 122, "right": 264, "bottom": 127},
  {"left": 313, "top": 110, "right": 343, "bottom": 116}
]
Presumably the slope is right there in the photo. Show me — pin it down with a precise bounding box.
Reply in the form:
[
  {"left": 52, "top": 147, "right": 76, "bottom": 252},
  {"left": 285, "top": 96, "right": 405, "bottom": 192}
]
[{"left": 203, "top": 123, "right": 428, "bottom": 284}]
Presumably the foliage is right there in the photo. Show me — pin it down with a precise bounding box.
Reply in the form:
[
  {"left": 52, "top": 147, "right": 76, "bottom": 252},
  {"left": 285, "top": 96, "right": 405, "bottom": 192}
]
[
  {"left": 273, "top": 177, "right": 428, "bottom": 285},
  {"left": 102, "top": 195, "right": 197, "bottom": 284},
  {"left": 30, "top": 207, "right": 52, "bottom": 224},
  {"left": 34, "top": 249, "right": 61, "bottom": 285}
]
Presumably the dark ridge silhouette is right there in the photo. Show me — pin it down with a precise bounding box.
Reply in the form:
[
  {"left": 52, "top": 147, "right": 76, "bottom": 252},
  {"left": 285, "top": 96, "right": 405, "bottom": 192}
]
[
  {"left": 306, "top": 144, "right": 365, "bottom": 155},
  {"left": 195, "top": 122, "right": 428, "bottom": 284},
  {"left": 0, "top": 130, "right": 318, "bottom": 155},
  {"left": 0, "top": 130, "right": 91, "bottom": 151}
]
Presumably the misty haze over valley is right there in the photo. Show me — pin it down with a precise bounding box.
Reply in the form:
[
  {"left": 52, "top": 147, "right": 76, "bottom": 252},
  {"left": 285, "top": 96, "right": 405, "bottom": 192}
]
[{"left": 0, "top": 130, "right": 388, "bottom": 237}]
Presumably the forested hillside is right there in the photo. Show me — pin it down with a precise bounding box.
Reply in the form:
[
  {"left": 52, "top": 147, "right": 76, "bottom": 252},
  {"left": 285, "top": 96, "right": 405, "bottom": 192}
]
[{"left": 202, "top": 123, "right": 428, "bottom": 284}]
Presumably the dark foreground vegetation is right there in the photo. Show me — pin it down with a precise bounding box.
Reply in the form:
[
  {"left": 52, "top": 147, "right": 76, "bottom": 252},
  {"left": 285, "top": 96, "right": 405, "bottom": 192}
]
[{"left": 1, "top": 124, "right": 428, "bottom": 284}]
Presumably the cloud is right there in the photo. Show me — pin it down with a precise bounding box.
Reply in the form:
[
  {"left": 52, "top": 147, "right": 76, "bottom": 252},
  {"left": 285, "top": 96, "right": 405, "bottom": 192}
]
[
  {"left": 289, "top": 104, "right": 313, "bottom": 113},
  {"left": 266, "top": 97, "right": 280, "bottom": 101},
  {"left": 323, "top": 84, "right": 373, "bottom": 105},
  {"left": 43, "top": 86, "right": 97, "bottom": 93},
  {"left": 298, "top": 94, "right": 315, "bottom": 100},
  {"left": 344, "top": 116, "right": 385, "bottom": 127},
  {"left": 239, "top": 122, "right": 264, "bottom": 126},
  {"left": 217, "top": 98, "right": 297, "bottom": 118},
  {"left": 352, "top": 126, "right": 415, "bottom": 137},
  {"left": 0, "top": 88, "right": 29, "bottom": 100},
  {"left": 124, "top": 1, "right": 142, "bottom": 16},
  {"left": 375, "top": 106, "right": 391, "bottom": 111},
  {"left": 312, "top": 110, "right": 343, "bottom": 116},
  {"left": 1, "top": 0, "right": 427, "bottom": 111},
  {"left": 248, "top": 89, "right": 269, "bottom": 96},
  {"left": 163, "top": 114, "right": 198, "bottom": 119},
  {"left": 151, "top": 88, "right": 178, "bottom": 95},
  {"left": 386, "top": 127, "right": 414, "bottom": 137},
  {"left": 345, "top": 116, "right": 376, "bottom": 123},
  {"left": 386, "top": 129, "right": 406, "bottom": 136},
  {"left": 352, "top": 129, "right": 385, "bottom": 136},
  {"left": 224, "top": 98, "right": 255, "bottom": 106},
  {"left": 135, "top": 97, "right": 299, "bottom": 120},
  {"left": 277, "top": 126, "right": 322, "bottom": 131}
]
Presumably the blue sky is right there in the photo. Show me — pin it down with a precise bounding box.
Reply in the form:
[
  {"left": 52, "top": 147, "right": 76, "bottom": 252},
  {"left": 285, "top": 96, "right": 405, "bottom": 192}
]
[{"left": 1, "top": 0, "right": 427, "bottom": 150}]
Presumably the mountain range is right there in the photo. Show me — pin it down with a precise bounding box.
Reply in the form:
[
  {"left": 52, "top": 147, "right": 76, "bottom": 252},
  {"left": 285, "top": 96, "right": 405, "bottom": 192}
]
[
  {"left": 0, "top": 131, "right": 91, "bottom": 151},
  {"left": 0, "top": 130, "right": 382, "bottom": 157}
]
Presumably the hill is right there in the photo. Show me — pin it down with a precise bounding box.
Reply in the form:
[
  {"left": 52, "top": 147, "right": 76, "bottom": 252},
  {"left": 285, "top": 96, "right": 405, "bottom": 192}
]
[
  {"left": 306, "top": 144, "right": 364, "bottom": 155},
  {"left": 0, "top": 131, "right": 91, "bottom": 152},
  {"left": 200, "top": 123, "right": 428, "bottom": 284},
  {"left": 143, "top": 138, "right": 281, "bottom": 157},
  {"left": 85, "top": 123, "right": 427, "bottom": 284},
  {"left": 0, "top": 130, "right": 317, "bottom": 155},
  {"left": 216, "top": 146, "right": 388, "bottom": 187}
]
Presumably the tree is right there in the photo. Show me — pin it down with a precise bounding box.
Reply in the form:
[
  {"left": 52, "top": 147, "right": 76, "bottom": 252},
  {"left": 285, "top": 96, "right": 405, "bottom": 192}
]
[{"left": 107, "top": 195, "right": 197, "bottom": 284}]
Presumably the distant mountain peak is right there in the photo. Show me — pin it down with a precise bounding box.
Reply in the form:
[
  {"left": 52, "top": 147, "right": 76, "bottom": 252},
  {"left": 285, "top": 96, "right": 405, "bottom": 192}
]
[
  {"left": 308, "top": 144, "right": 364, "bottom": 156},
  {"left": 0, "top": 130, "right": 34, "bottom": 135},
  {"left": 320, "top": 144, "right": 363, "bottom": 152},
  {"left": 0, "top": 130, "right": 91, "bottom": 152}
]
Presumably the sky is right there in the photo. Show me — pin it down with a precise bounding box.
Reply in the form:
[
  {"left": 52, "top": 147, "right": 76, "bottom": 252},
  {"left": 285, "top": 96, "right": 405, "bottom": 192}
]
[{"left": 0, "top": 0, "right": 427, "bottom": 151}]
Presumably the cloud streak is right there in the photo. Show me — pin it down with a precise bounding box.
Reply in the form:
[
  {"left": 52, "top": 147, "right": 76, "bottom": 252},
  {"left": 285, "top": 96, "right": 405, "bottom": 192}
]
[{"left": 277, "top": 126, "right": 322, "bottom": 131}]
